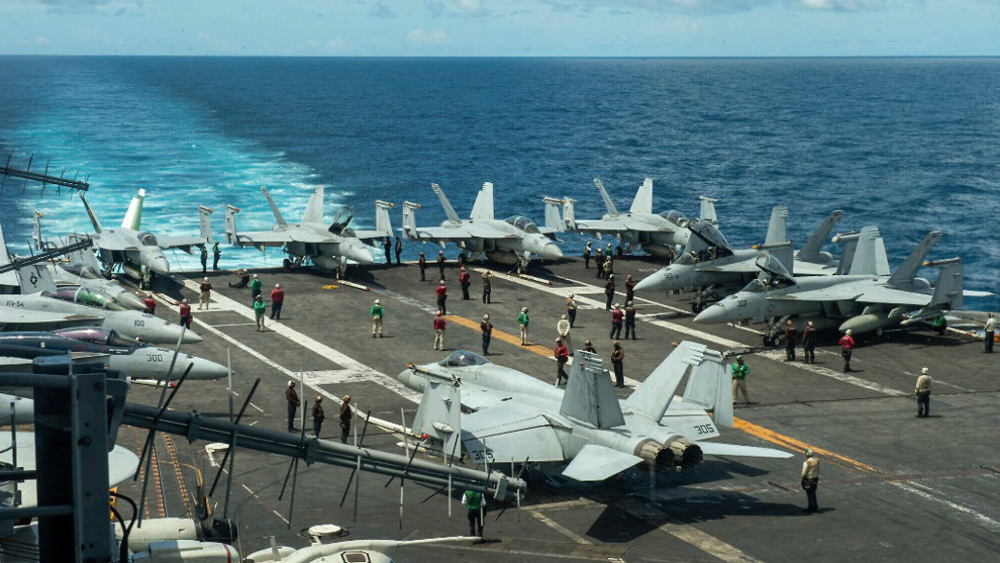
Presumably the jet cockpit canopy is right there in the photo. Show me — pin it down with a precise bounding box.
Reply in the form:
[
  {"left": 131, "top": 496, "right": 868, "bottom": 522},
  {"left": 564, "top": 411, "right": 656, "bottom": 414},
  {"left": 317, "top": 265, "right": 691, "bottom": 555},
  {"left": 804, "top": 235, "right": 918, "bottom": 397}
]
[
  {"left": 138, "top": 232, "right": 159, "bottom": 246},
  {"left": 439, "top": 350, "right": 491, "bottom": 367},
  {"left": 659, "top": 210, "right": 688, "bottom": 227},
  {"left": 504, "top": 216, "right": 540, "bottom": 234},
  {"left": 328, "top": 206, "right": 355, "bottom": 235}
]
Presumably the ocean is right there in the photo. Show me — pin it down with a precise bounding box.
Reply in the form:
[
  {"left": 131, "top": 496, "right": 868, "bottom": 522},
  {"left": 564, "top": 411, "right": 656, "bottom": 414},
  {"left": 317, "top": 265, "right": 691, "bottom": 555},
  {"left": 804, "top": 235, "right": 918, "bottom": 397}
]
[{"left": 0, "top": 56, "right": 996, "bottom": 310}]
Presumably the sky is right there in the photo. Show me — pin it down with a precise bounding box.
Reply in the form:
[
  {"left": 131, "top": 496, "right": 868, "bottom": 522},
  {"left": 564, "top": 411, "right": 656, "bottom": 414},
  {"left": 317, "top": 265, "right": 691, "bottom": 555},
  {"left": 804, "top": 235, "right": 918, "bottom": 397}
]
[{"left": 0, "top": 0, "right": 998, "bottom": 57}]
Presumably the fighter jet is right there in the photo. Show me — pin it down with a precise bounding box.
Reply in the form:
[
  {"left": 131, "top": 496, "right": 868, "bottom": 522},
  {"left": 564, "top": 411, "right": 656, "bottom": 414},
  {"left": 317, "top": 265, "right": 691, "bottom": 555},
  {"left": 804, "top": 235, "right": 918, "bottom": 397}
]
[
  {"left": 0, "top": 233, "right": 201, "bottom": 344},
  {"left": 564, "top": 178, "right": 720, "bottom": 257},
  {"left": 75, "top": 189, "right": 214, "bottom": 284},
  {"left": 225, "top": 186, "right": 391, "bottom": 271},
  {"left": 0, "top": 328, "right": 226, "bottom": 381},
  {"left": 634, "top": 206, "right": 846, "bottom": 311},
  {"left": 398, "top": 342, "right": 790, "bottom": 482},
  {"left": 693, "top": 229, "right": 979, "bottom": 336},
  {"left": 401, "top": 182, "right": 564, "bottom": 266}
]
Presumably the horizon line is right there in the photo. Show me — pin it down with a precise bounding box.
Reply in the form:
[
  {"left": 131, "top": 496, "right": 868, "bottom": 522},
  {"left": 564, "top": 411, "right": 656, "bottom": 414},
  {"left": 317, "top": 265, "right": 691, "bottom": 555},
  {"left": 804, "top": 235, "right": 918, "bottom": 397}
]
[{"left": 2, "top": 54, "right": 1000, "bottom": 60}]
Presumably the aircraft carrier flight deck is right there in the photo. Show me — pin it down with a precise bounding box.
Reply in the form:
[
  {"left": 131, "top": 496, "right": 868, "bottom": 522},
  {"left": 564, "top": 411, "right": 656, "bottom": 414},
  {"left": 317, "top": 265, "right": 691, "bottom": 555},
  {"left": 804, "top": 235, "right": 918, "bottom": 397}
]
[{"left": 114, "top": 255, "right": 1000, "bottom": 562}]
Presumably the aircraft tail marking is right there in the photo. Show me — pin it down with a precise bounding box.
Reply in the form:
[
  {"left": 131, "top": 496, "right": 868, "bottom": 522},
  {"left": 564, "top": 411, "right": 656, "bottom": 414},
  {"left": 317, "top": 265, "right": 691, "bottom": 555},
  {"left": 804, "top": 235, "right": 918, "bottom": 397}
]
[
  {"left": 699, "top": 196, "right": 719, "bottom": 226},
  {"left": 562, "top": 198, "right": 577, "bottom": 230},
  {"left": 119, "top": 189, "right": 145, "bottom": 230},
  {"left": 888, "top": 231, "right": 942, "bottom": 287},
  {"left": 847, "top": 226, "right": 890, "bottom": 276},
  {"left": 224, "top": 205, "right": 240, "bottom": 245},
  {"left": 559, "top": 352, "right": 625, "bottom": 429},
  {"left": 927, "top": 258, "right": 964, "bottom": 310},
  {"left": 594, "top": 178, "right": 620, "bottom": 217},
  {"left": 542, "top": 197, "right": 565, "bottom": 233},
  {"left": 301, "top": 187, "right": 324, "bottom": 225},
  {"left": 197, "top": 206, "right": 214, "bottom": 244},
  {"left": 628, "top": 178, "right": 653, "bottom": 215},
  {"left": 374, "top": 200, "right": 394, "bottom": 238},
  {"left": 430, "top": 184, "right": 462, "bottom": 223},
  {"left": 470, "top": 182, "right": 495, "bottom": 221},
  {"left": 410, "top": 376, "right": 463, "bottom": 465},
  {"left": 625, "top": 341, "right": 709, "bottom": 422},
  {"left": 402, "top": 201, "right": 420, "bottom": 240},
  {"left": 681, "top": 350, "right": 733, "bottom": 428},
  {"left": 798, "top": 210, "right": 843, "bottom": 261},
  {"left": 764, "top": 205, "right": 789, "bottom": 246}
]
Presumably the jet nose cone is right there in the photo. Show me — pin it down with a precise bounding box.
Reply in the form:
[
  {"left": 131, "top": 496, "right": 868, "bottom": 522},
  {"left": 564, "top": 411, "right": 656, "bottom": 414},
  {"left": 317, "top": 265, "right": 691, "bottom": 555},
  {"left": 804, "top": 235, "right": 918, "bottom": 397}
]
[
  {"left": 147, "top": 257, "right": 170, "bottom": 275},
  {"left": 694, "top": 303, "right": 728, "bottom": 324},
  {"left": 633, "top": 274, "right": 662, "bottom": 293},
  {"left": 117, "top": 292, "right": 148, "bottom": 311},
  {"left": 342, "top": 243, "right": 375, "bottom": 265},
  {"left": 539, "top": 243, "right": 563, "bottom": 259},
  {"left": 184, "top": 356, "right": 229, "bottom": 380},
  {"left": 182, "top": 329, "right": 204, "bottom": 344}
]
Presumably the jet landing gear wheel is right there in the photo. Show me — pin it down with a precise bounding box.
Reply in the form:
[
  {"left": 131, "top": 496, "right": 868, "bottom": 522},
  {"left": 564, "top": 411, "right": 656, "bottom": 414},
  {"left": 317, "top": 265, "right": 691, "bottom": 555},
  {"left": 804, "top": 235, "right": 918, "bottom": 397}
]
[
  {"left": 691, "top": 300, "right": 707, "bottom": 314},
  {"left": 762, "top": 334, "right": 779, "bottom": 347},
  {"left": 282, "top": 258, "right": 292, "bottom": 270}
]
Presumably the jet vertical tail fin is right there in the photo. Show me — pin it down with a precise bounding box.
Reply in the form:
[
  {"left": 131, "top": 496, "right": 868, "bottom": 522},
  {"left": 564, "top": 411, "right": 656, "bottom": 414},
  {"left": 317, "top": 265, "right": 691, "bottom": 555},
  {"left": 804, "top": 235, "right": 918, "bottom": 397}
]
[
  {"left": 258, "top": 186, "right": 287, "bottom": 227},
  {"left": 594, "top": 178, "right": 620, "bottom": 217},
  {"left": 625, "top": 341, "right": 710, "bottom": 421},
  {"left": 80, "top": 194, "right": 103, "bottom": 234},
  {"left": 301, "top": 187, "right": 324, "bottom": 225},
  {"left": 120, "top": 189, "right": 145, "bottom": 230},
  {"left": 833, "top": 231, "right": 859, "bottom": 275},
  {"left": 562, "top": 198, "right": 577, "bottom": 230},
  {"left": 18, "top": 262, "right": 57, "bottom": 294},
  {"left": 402, "top": 202, "right": 421, "bottom": 240},
  {"left": 559, "top": 352, "right": 625, "bottom": 429},
  {"left": 926, "top": 258, "right": 964, "bottom": 309},
  {"left": 410, "top": 374, "right": 463, "bottom": 465},
  {"left": 681, "top": 349, "right": 733, "bottom": 428},
  {"left": 0, "top": 224, "right": 17, "bottom": 288},
  {"left": 699, "top": 196, "right": 719, "bottom": 226},
  {"left": 32, "top": 210, "right": 45, "bottom": 250},
  {"left": 542, "top": 197, "right": 565, "bottom": 233},
  {"left": 798, "top": 210, "right": 844, "bottom": 262},
  {"left": 470, "top": 182, "right": 495, "bottom": 221},
  {"left": 628, "top": 178, "right": 654, "bottom": 215},
  {"left": 888, "top": 231, "right": 943, "bottom": 287},
  {"left": 848, "top": 226, "right": 891, "bottom": 276},
  {"left": 764, "top": 205, "right": 789, "bottom": 246},
  {"left": 197, "top": 206, "right": 214, "bottom": 244},
  {"left": 224, "top": 205, "right": 240, "bottom": 244},
  {"left": 374, "top": 200, "right": 394, "bottom": 238},
  {"left": 430, "top": 184, "right": 462, "bottom": 223}
]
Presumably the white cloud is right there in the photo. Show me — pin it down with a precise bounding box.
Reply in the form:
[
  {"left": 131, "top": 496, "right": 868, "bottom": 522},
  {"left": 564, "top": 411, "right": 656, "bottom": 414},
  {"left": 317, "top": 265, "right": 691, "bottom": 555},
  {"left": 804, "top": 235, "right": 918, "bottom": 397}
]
[
  {"left": 407, "top": 28, "right": 450, "bottom": 46},
  {"left": 39, "top": 0, "right": 144, "bottom": 15},
  {"left": 327, "top": 36, "right": 350, "bottom": 50},
  {"left": 35, "top": 36, "right": 51, "bottom": 44}
]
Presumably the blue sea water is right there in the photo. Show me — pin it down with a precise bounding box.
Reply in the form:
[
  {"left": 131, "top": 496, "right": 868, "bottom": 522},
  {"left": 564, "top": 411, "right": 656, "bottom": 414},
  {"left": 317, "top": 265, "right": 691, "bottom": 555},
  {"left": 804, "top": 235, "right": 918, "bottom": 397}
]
[{"left": 0, "top": 56, "right": 997, "bottom": 310}]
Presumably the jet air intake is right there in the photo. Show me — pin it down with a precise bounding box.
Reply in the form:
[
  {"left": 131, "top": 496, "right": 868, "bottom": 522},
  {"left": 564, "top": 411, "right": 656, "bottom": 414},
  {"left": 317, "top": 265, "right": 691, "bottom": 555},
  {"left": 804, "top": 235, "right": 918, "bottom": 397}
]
[{"left": 636, "top": 437, "right": 703, "bottom": 470}]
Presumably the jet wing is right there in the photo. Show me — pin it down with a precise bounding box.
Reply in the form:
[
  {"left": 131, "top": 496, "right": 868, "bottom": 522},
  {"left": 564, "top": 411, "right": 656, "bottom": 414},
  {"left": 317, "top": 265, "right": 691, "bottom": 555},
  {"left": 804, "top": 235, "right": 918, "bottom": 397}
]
[
  {"left": 0, "top": 307, "right": 103, "bottom": 326},
  {"left": 92, "top": 233, "right": 134, "bottom": 252},
  {"left": 770, "top": 285, "right": 931, "bottom": 306},
  {"left": 768, "top": 287, "right": 864, "bottom": 302},
  {"left": 155, "top": 234, "right": 207, "bottom": 251},
  {"left": 573, "top": 219, "right": 630, "bottom": 233},
  {"left": 231, "top": 227, "right": 328, "bottom": 247},
  {"left": 459, "top": 384, "right": 517, "bottom": 411},
  {"left": 562, "top": 444, "right": 643, "bottom": 481},
  {"left": 410, "top": 224, "right": 519, "bottom": 242},
  {"left": 854, "top": 286, "right": 932, "bottom": 306},
  {"left": 696, "top": 441, "right": 793, "bottom": 459},
  {"left": 462, "top": 406, "right": 565, "bottom": 464},
  {"left": 351, "top": 229, "right": 387, "bottom": 242}
]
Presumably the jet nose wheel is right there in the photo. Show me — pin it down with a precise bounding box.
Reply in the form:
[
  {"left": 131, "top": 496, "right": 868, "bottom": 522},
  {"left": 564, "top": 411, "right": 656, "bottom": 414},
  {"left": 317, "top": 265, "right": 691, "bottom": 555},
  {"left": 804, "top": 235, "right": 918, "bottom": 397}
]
[
  {"left": 691, "top": 300, "right": 706, "bottom": 314},
  {"left": 282, "top": 258, "right": 292, "bottom": 270}
]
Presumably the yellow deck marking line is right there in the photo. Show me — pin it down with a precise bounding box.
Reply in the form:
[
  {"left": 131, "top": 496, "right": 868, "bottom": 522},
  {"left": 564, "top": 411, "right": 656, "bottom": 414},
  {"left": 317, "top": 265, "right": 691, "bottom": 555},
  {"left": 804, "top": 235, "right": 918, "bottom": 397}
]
[{"left": 444, "top": 315, "right": 554, "bottom": 357}]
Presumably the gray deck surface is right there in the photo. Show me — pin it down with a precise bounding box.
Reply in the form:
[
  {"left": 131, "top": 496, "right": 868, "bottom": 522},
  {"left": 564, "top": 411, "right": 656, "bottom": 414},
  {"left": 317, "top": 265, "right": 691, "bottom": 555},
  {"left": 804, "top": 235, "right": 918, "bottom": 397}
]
[{"left": 113, "top": 254, "right": 1000, "bottom": 562}]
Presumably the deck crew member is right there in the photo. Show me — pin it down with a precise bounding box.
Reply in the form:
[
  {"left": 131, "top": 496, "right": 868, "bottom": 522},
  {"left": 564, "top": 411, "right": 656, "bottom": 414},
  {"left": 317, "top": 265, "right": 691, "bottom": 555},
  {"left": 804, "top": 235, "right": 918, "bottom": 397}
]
[
  {"left": 311, "top": 396, "right": 324, "bottom": 437},
  {"left": 802, "top": 321, "right": 817, "bottom": 364},
  {"left": 435, "top": 280, "right": 448, "bottom": 315},
  {"left": 437, "top": 251, "right": 446, "bottom": 280},
  {"left": 611, "top": 341, "right": 625, "bottom": 388},
  {"left": 462, "top": 489, "right": 485, "bottom": 539},
  {"left": 198, "top": 277, "right": 212, "bottom": 310},
  {"left": 604, "top": 275, "right": 615, "bottom": 310},
  {"left": 250, "top": 273, "right": 262, "bottom": 304},
  {"left": 212, "top": 241, "right": 221, "bottom": 270},
  {"left": 270, "top": 283, "right": 284, "bottom": 320},
  {"left": 610, "top": 304, "right": 624, "bottom": 340},
  {"left": 339, "top": 395, "right": 353, "bottom": 444},
  {"left": 624, "top": 301, "right": 637, "bottom": 340},
  {"left": 985, "top": 312, "right": 995, "bottom": 353},
  {"left": 518, "top": 307, "right": 530, "bottom": 345},
  {"left": 480, "top": 314, "right": 493, "bottom": 356},
  {"left": 731, "top": 355, "right": 750, "bottom": 403},
  {"left": 583, "top": 242, "right": 592, "bottom": 269},
  {"left": 179, "top": 299, "right": 192, "bottom": 329},
  {"left": 566, "top": 294, "right": 578, "bottom": 327},
  {"left": 286, "top": 381, "right": 300, "bottom": 432},
  {"left": 459, "top": 267, "right": 471, "bottom": 300},
  {"left": 433, "top": 311, "right": 446, "bottom": 350},
  {"left": 371, "top": 299, "right": 384, "bottom": 338},
  {"left": 784, "top": 319, "right": 798, "bottom": 362},
  {"left": 143, "top": 292, "right": 156, "bottom": 315},
  {"left": 557, "top": 314, "right": 572, "bottom": 355},
  {"left": 554, "top": 337, "right": 570, "bottom": 387},
  {"left": 801, "top": 449, "right": 820, "bottom": 513},
  {"left": 253, "top": 294, "right": 266, "bottom": 331},
  {"left": 481, "top": 270, "right": 492, "bottom": 303},
  {"left": 915, "top": 367, "right": 932, "bottom": 418},
  {"left": 418, "top": 252, "right": 427, "bottom": 281},
  {"left": 839, "top": 329, "right": 855, "bottom": 372}
]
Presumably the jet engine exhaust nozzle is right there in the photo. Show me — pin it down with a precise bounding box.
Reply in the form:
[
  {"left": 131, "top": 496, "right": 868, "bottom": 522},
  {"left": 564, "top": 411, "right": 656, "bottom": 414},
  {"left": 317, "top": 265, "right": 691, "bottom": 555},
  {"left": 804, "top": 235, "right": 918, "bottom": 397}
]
[{"left": 636, "top": 438, "right": 703, "bottom": 470}]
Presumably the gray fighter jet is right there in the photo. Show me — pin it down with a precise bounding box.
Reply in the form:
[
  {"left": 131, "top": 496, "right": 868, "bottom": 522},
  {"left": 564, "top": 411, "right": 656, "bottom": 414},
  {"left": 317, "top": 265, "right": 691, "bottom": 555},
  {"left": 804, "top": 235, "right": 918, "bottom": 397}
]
[
  {"left": 398, "top": 342, "right": 790, "bottom": 482},
  {"left": 693, "top": 229, "right": 978, "bottom": 336},
  {"left": 401, "top": 182, "right": 564, "bottom": 266},
  {"left": 564, "top": 178, "right": 720, "bottom": 257},
  {"left": 0, "top": 232, "right": 200, "bottom": 344},
  {"left": 634, "top": 206, "right": 845, "bottom": 311},
  {"left": 0, "top": 328, "right": 226, "bottom": 381},
  {"left": 225, "top": 186, "right": 391, "bottom": 271},
  {"left": 76, "top": 189, "right": 214, "bottom": 283}
]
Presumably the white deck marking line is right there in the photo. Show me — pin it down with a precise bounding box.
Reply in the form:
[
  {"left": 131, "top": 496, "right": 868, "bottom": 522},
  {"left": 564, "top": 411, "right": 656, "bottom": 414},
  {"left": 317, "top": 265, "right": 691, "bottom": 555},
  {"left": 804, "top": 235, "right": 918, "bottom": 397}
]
[
  {"left": 210, "top": 322, "right": 259, "bottom": 328},
  {"left": 182, "top": 279, "right": 422, "bottom": 404},
  {"left": 656, "top": 523, "right": 764, "bottom": 563},
  {"left": 891, "top": 481, "right": 1000, "bottom": 533},
  {"left": 530, "top": 511, "right": 594, "bottom": 545},
  {"left": 271, "top": 509, "right": 289, "bottom": 524},
  {"left": 901, "top": 370, "right": 973, "bottom": 393},
  {"left": 755, "top": 350, "right": 908, "bottom": 396}
]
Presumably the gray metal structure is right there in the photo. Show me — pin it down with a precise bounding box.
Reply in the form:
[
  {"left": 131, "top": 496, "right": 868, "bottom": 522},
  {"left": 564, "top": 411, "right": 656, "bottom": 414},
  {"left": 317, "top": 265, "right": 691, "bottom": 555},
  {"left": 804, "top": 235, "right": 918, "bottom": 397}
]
[
  {"left": 564, "top": 178, "right": 716, "bottom": 257},
  {"left": 401, "top": 182, "right": 564, "bottom": 266},
  {"left": 398, "top": 343, "right": 791, "bottom": 483},
  {"left": 693, "top": 229, "right": 975, "bottom": 335},
  {"left": 225, "top": 186, "right": 391, "bottom": 271}
]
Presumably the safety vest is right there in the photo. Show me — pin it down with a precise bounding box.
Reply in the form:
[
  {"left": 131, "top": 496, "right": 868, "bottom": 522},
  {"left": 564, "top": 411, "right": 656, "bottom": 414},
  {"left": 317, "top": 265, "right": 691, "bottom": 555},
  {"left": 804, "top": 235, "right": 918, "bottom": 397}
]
[{"left": 464, "top": 491, "right": 482, "bottom": 510}]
